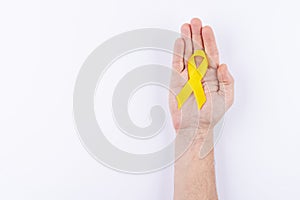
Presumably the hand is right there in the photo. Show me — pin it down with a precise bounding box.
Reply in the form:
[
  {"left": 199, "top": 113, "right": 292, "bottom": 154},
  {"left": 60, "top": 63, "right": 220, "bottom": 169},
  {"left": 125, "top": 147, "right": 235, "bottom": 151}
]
[{"left": 169, "top": 18, "right": 234, "bottom": 138}]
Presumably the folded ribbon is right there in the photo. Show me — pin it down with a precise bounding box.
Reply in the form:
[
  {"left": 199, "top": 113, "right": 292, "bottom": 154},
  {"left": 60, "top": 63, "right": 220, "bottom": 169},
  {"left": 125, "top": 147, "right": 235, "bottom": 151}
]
[{"left": 176, "top": 50, "right": 208, "bottom": 110}]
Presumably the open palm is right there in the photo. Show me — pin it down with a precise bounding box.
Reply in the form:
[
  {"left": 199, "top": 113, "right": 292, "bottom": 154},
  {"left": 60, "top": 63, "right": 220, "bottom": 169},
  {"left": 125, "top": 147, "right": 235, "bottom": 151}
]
[{"left": 169, "top": 18, "right": 234, "bottom": 135}]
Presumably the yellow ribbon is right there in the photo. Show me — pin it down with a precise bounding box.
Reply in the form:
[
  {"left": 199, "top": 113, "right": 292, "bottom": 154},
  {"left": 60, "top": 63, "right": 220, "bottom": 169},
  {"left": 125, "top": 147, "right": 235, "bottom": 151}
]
[{"left": 176, "top": 50, "right": 208, "bottom": 110}]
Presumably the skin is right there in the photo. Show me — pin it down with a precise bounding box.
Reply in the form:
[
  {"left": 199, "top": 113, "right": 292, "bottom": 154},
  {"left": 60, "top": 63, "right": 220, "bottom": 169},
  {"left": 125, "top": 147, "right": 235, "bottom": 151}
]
[{"left": 169, "top": 18, "right": 234, "bottom": 200}]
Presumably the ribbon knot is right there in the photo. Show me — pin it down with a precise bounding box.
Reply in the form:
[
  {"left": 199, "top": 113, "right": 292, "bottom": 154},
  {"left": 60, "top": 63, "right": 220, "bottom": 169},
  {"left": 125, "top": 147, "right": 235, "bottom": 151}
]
[{"left": 176, "top": 50, "right": 208, "bottom": 110}]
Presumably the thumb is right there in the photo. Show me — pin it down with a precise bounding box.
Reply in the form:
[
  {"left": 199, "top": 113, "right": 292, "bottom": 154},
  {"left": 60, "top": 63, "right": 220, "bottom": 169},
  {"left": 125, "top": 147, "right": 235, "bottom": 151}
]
[{"left": 217, "top": 64, "right": 234, "bottom": 108}]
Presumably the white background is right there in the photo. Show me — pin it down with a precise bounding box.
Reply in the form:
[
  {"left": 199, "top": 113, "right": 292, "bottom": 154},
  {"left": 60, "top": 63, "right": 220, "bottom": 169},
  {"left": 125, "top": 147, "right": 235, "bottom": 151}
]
[{"left": 1, "top": 0, "right": 300, "bottom": 199}]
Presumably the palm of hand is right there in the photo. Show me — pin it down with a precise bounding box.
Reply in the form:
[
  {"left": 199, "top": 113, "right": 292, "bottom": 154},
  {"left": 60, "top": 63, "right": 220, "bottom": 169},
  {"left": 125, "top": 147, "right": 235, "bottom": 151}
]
[{"left": 169, "top": 19, "right": 234, "bottom": 134}]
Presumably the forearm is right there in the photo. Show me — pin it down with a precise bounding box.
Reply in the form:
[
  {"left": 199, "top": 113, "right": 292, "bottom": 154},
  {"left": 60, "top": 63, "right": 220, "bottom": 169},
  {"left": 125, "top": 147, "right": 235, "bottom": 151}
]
[{"left": 174, "top": 129, "right": 218, "bottom": 200}]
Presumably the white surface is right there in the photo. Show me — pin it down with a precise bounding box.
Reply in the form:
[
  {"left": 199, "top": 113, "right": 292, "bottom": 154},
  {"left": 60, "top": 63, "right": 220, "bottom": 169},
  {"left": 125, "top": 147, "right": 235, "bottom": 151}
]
[{"left": 1, "top": 0, "right": 300, "bottom": 199}]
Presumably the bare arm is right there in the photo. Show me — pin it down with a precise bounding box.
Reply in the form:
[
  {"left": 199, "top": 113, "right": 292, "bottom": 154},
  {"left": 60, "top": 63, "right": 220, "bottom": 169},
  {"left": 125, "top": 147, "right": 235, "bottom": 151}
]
[
  {"left": 169, "top": 18, "right": 234, "bottom": 200},
  {"left": 174, "top": 129, "right": 218, "bottom": 200}
]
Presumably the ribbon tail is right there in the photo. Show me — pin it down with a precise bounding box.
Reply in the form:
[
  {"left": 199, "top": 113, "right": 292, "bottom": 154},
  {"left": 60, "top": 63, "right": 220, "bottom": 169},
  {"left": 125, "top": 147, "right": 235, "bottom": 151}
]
[
  {"left": 193, "top": 85, "right": 206, "bottom": 109},
  {"left": 176, "top": 82, "right": 193, "bottom": 109}
]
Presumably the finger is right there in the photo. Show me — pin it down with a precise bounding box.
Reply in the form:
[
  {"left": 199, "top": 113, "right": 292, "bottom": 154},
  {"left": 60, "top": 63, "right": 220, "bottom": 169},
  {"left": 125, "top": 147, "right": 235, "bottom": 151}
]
[
  {"left": 170, "top": 38, "right": 187, "bottom": 90},
  {"left": 190, "top": 18, "right": 204, "bottom": 51},
  {"left": 202, "top": 26, "right": 219, "bottom": 68},
  {"left": 181, "top": 23, "right": 193, "bottom": 68},
  {"left": 217, "top": 64, "right": 234, "bottom": 109},
  {"left": 172, "top": 38, "right": 185, "bottom": 72}
]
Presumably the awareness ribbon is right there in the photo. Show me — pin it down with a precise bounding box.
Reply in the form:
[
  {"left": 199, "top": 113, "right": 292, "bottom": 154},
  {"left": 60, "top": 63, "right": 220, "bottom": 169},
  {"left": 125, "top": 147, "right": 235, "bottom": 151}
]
[{"left": 176, "top": 50, "right": 208, "bottom": 110}]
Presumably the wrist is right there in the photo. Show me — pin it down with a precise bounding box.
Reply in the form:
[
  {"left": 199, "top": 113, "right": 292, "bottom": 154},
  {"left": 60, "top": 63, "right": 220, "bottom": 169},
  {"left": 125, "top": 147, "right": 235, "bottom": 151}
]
[
  {"left": 198, "top": 122, "right": 214, "bottom": 133},
  {"left": 193, "top": 126, "right": 214, "bottom": 145}
]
